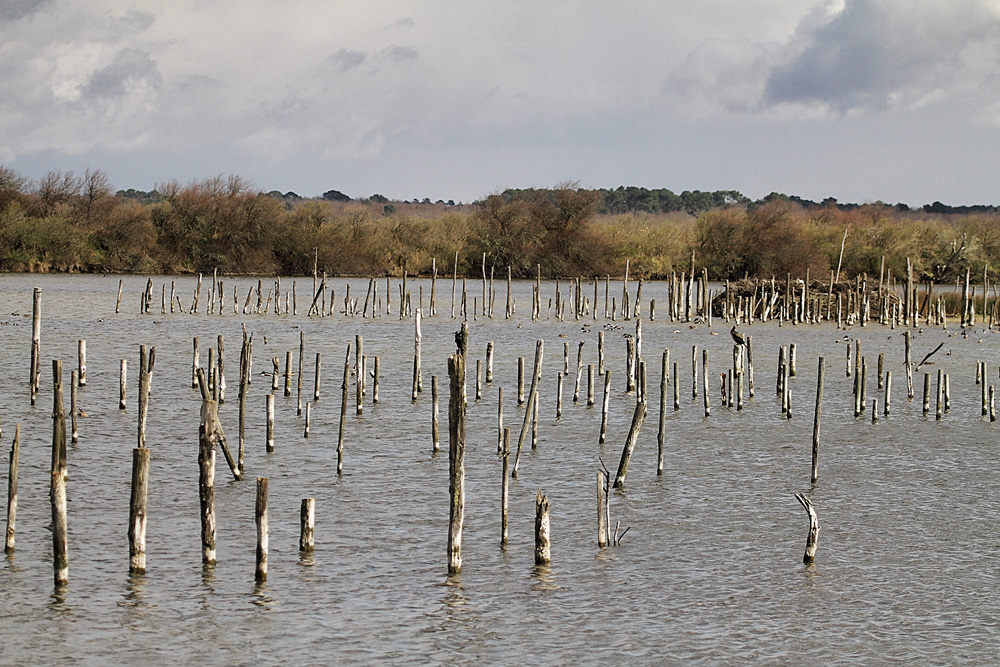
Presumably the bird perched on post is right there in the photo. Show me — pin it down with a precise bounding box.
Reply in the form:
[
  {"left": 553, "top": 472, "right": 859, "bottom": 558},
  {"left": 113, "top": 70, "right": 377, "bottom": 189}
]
[{"left": 730, "top": 326, "right": 747, "bottom": 347}]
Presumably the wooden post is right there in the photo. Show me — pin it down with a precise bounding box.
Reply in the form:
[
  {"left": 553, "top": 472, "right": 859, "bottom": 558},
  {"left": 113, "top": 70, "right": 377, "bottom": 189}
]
[
  {"left": 904, "top": 331, "right": 914, "bottom": 399},
  {"left": 255, "top": 477, "right": 268, "bottom": 583},
  {"left": 30, "top": 287, "right": 41, "bottom": 406},
  {"left": 556, "top": 373, "right": 563, "bottom": 418},
  {"left": 265, "top": 394, "right": 275, "bottom": 452},
  {"left": 936, "top": 369, "right": 944, "bottom": 420},
  {"left": 534, "top": 489, "right": 551, "bottom": 566},
  {"left": 613, "top": 391, "right": 648, "bottom": 488},
  {"left": 70, "top": 371, "right": 79, "bottom": 444},
  {"left": 356, "top": 335, "right": 364, "bottom": 415},
  {"left": 77, "top": 339, "right": 86, "bottom": 386},
  {"left": 598, "top": 330, "right": 605, "bottom": 375},
  {"left": 128, "top": 446, "right": 150, "bottom": 574},
  {"left": 702, "top": 349, "right": 710, "bottom": 417},
  {"left": 447, "top": 352, "right": 466, "bottom": 574},
  {"left": 513, "top": 340, "right": 543, "bottom": 476},
  {"left": 811, "top": 357, "right": 824, "bottom": 485},
  {"left": 432, "top": 375, "right": 440, "bottom": 452},
  {"left": 485, "top": 340, "right": 494, "bottom": 383},
  {"left": 51, "top": 360, "right": 67, "bottom": 482},
  {"left": 119, "top": 359, "right": 127, "bottom": 410},
  {"left": 297, "top": 332, "right": 304, "bottom": 415},
  {"left": 574, "top": 341, "right": 585, "bottom": 402},
  {"left": 116, "top": 279, "right": 123, "bottom": 313},
  {"left": 496, "top": 386, "right": 504, "bottom": 453},
  {"left": 587, "top": 364, "right": 595, "bottom": 407},
  {"left": 284, "top": 350, "right": 293, "bottom": 397},
  {"left": 137, "top": 345, "right": 155, "bottom": 449},
  {"left": 922, "top": 373, "right": 930, "bottom": 414},
  {"left": 51, "top": 468, "right": 68, "bottom": 586},
  {"left": 501, "top": 427, "right": 510, "bottom": 548},
  {"left": 338, "top": 344, "right": 350, "bottom": 475},
  {"left": 313, "top": 353, "right": 322, "bottom": 402},
  {"left": 658, "top": 349, "right": 668, "bottom": 476},
  {"left": 300, "top": 498, "right": 315, "bottom": 552},
  {"left": 5, "top": 425, "right": 19, "bottom": 554},
  {"left": 599, "top": 370, "right": 612, "bottom": 444},
  {"left": 597, "top": 470, "right": 608, "bottom": 547},
  {"left": 412, "top": 309, "right": 422, "bottom": 401},
  {"left": 794, "top": 493, "right": 820, "bottom": 564},
  {"left": 691, "top": 345, "right": 698, "bottom": 399},
  {"left": 517, "top": 356, "right": 525, "bottom": 406},
  {"left": 373, "top": 356, "right": 380, "bottom": 404},
  {"left": 199, "top": 400, "right": 218, "bottom": 564},
  {"left": 192, "top": 337, "right": 200, "bottom": 388}
]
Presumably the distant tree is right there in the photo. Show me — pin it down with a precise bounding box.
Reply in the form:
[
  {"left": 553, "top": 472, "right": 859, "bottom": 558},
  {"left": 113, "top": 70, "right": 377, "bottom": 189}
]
[
  {"left": 370, "top": 193, "right": 388, "bottom": 204},
  {"left": 322, "top": 189, "right": 351, "bottom": 202}
]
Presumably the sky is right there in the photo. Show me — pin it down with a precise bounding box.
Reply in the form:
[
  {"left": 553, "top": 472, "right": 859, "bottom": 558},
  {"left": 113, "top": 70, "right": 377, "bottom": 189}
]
[{"left": 2, "top": 0, "right": 1000, "bottom": 207}]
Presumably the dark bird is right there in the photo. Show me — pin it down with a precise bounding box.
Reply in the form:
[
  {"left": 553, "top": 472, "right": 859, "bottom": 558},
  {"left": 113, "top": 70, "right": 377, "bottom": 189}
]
[{"left": 730, "top": 326, "right": 747, "bottom": 346}]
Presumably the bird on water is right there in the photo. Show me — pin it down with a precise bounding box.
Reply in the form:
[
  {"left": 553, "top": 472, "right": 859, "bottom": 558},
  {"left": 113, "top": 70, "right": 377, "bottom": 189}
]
[{"left": 730, "top": 326, "right": 747, "bottom": 346}]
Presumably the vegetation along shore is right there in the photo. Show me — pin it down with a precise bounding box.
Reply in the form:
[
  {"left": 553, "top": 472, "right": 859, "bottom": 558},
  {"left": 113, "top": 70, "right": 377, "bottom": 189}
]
[{"left": 1, "top": 166, "right": 997, "bottom": 283}]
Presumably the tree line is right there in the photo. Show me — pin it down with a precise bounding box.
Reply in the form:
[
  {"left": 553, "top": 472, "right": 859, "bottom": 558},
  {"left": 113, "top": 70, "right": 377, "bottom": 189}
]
[{"left": 0, "top": 166, "right": 998, "bottom": 282}]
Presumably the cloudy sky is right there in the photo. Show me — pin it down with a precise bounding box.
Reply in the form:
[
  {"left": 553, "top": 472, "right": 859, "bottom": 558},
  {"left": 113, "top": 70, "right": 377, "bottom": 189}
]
[{"left": 2, "top": 0, "right": 1000, "bottom": 206}]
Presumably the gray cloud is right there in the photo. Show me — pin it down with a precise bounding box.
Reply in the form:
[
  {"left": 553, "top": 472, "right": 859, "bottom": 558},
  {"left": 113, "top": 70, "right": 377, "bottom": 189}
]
[
  {"left": 667, "top": 0, "right": 1000, "bottom": 117},
  {"left": 83, "top": 48, "right": 162, "bottom": 100},
  {"left": 333, "top": 48, "right": 367, "bottom": 72},
  {"left": 0, "top": 0, "right": 52, "bottom": 22},
  {"left": 382, "top": 45, "right": 417, "bottom": 63},
  {"left": 764, "top": 0, "right": 1000, "bottom": 111}
]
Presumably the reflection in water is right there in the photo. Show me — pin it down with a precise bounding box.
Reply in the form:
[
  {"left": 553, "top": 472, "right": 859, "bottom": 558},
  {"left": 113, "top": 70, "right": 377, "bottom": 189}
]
[
  {"left": 251, "top": 582, "right": 277, "bottom": 609},
  {"left": 121, "top": 571, "right": 146, "bottom": 609},
  {"left": 531, "top": 564, "right": 558, "bottom": 592},
  {"left": 50, "top": 584, "right": 70, "bottom": 611}
]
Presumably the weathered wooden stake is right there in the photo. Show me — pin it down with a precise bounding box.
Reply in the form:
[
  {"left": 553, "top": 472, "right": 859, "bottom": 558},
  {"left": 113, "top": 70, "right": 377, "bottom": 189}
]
[
  {"left": 192, "top": 337, "right": 200, "bottom": 388},
  {"left": 128, "top": 446, "right": 150, "bottom": 574},
  {"left": 794, "top": 492, "right": 820, "bottom": 564},
  {"left": 534, "top": 489, "right": 551, "bottom": 566},
  {"left": 500, "top": 427, "right": 510, "bottom": 548},
  {"left": 4, "top": 425, "right": 19, "bottom": 554},
  {"left": 432, "top": 375, "right": 440, "bottom": 452},
  {"left": 448, "top": 352, "right": 466, "bottom": 574},
  {"left": 30, "top": 287, "right": 41, "bottom": 406},
  {"left": 119, "top": 359, "right": 127, "bottom": 410},
  {"left": 658, "top": 349, "right": 668, "bottom": 476},
  {"left": 255, "top": 477, "right": 268, "bottom": 583},
  {"left": 338, "top": 344, "right": 351, "bottom": 475},
  {"left": 77, "top": 339, "right": 86, "bottom": 386},
  {"left": 300, "top": 498, "right": 315, "bottom": 552},
  {"left": 811, "top": 357, "right": 824, "bottom": 485},
  {"left": 556, "top": 373, "right": 563, "bottom": 418},
  {"left": 597, "top": 470, "right": 608, "bottom": 547},
  {"left": 70, "top": 370, "right": 79, "bottom": 444},
  {"left": 284, "top": 350, "right": 293, "bottom": 397},
  {"left": 513, "top": 340, "right": 544, "bottom": 476},
  {"left": 265, "top": 394, "right": 275, "bottom": 452},
  {"left": 313, "top": 353, "right": 322, "bottom": 402},
  {"left": 599, "top": 370, "right": 612, "bottom": 444},
  {"left": 412, "top": 309, "right": 422, "bottom": 401},
  {"left": 137, "top": 345, "right": 155, "bottom": 449},
  {"left": 199, "top": 400, "right": 218, "bottom": 564},
  {"left": 613, "top": 390, "right": 648, "bottom": 488},
  {"left": 486, "top": 341, "right": 494, "bottom": 383}
]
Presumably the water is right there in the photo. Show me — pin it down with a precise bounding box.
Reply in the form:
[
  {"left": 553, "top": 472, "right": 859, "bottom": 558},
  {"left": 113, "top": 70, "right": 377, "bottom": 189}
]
[{"left": 1, "top": 274, "right": 999, "bottom": 665}]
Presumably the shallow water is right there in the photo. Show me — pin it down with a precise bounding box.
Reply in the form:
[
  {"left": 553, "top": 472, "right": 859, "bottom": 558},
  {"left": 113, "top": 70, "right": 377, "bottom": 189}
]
[{"left": 1, "top": 273, "right": 999, "bottom": 665}]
